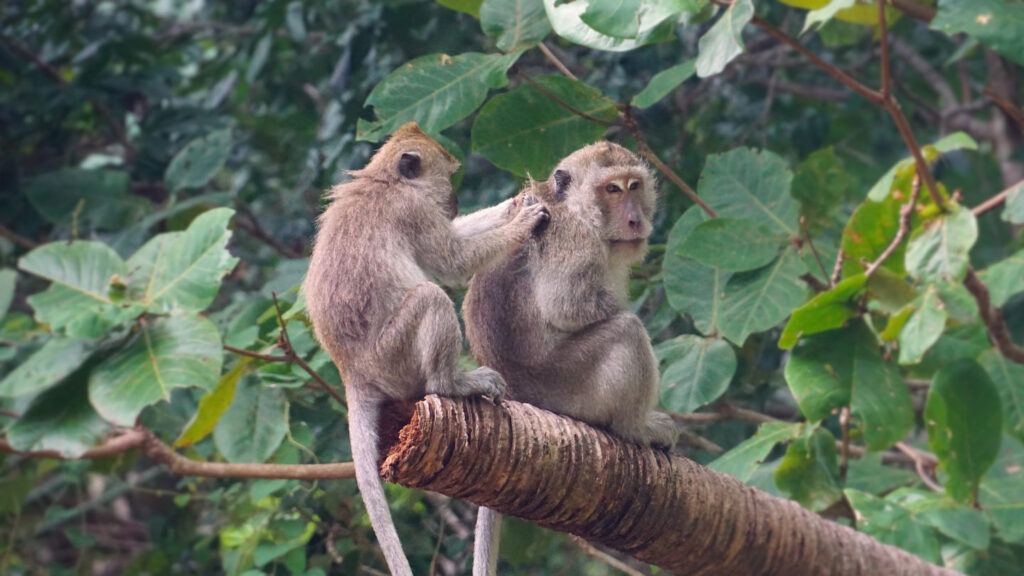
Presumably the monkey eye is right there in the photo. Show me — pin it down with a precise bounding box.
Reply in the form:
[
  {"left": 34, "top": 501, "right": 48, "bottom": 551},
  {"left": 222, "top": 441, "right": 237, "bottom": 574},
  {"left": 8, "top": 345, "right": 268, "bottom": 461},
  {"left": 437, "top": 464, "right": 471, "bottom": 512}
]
[
  {"left": 605, "top": 183, "right": 622, "bottom": 194},
  {"left": 628, "top": 180, "right": 640, "bottom": 191}
]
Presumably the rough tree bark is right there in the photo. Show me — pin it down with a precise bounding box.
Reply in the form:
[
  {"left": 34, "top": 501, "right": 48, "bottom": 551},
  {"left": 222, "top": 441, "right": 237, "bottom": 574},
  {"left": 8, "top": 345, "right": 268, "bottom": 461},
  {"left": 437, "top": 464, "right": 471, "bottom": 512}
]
[{"left": 381, "top": 396, "right": 958, "bottom": 576}]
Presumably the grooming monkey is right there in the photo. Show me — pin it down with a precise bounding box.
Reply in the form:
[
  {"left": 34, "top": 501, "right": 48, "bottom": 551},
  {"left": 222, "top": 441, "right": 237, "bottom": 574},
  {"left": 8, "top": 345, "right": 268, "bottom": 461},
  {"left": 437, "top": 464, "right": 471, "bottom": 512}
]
[
  {"left": 303, "top": 122, "right": 548, "bottom": 576},
  {"left": 463, "top": 142, "right": 677, "bottom": 575}
]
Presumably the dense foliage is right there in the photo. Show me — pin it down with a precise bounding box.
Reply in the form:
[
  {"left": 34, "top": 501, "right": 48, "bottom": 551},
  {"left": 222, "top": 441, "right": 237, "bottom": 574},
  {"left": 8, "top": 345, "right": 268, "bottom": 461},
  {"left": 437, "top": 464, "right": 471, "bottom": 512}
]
[{"left": 2, "top": 0, "right": 1023, "bottom": 574}]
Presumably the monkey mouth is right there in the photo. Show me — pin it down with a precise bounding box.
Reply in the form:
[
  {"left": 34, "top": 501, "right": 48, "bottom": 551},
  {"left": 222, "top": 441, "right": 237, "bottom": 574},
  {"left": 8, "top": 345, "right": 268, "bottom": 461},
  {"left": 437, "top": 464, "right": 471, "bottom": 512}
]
[{"left": 607, "top": 238, "right": 647, "bottom": 247}]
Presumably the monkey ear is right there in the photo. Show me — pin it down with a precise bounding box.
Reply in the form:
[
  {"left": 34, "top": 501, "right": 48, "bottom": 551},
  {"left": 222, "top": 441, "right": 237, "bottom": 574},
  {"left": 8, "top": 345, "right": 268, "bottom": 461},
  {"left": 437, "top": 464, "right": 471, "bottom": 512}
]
[
  {"left": 553, "top": 170, "right": 571, "bottom": 202},
  {"left": 398, "top": 152, "right": 421, "bottom": 179}
]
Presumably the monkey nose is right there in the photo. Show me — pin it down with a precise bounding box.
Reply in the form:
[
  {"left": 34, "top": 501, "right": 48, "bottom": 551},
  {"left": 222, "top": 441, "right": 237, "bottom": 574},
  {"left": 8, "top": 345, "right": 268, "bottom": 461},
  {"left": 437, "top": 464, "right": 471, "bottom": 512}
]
[{"left": 628, "top": 216, "right": 641, "bottom": 230}]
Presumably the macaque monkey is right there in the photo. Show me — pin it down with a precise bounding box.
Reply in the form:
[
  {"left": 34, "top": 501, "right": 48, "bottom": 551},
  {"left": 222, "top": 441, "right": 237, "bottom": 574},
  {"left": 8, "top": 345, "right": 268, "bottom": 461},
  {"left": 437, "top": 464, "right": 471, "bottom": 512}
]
[
  {"left": 463, "top": 142, "right": 677, "bottom": 576},
  {"left": 303, "top": 122, "right": 548, "bottom": 576}
]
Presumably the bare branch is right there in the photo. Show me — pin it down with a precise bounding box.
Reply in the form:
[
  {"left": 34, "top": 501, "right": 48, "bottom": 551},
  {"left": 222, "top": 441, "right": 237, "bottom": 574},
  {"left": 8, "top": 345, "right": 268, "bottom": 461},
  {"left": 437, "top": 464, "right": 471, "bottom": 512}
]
[
  {"left": 963, "top": 269, "right": 1024, "bottom": 365},
  {"left": 537, "top": 42, "right": 579, "bottom": 81},
  {"left": 972, "top": 179, "right": 1023, "bottom": 216}
]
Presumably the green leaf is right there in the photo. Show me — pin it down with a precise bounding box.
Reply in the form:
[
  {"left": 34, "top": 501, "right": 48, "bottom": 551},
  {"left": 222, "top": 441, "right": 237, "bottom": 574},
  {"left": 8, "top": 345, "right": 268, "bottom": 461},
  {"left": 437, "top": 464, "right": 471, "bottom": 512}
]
[
  {"left": 631, "top": 59, "right": 696, "bottom": 109},
  {"left": 0, "top": 268, "right": 15, "bottom": 319},
  {"left": 905, "top": 205, "right": 978, "bottom": 284},
  {"left": 436, "top": 0, "right": 484, "bottom": 16},
  {"left": 213, "top": 377, "right": 289, "bottom": 463},
  {"left": 698, "top": 147, "right": 799, "bottom": 236},
  {"left": 542, "top": 0, "right": 683, "bottom": 52},
  {"left": 164, "top": 129, "right": 233, "bottom": 193},
  {"left": 979, "top": 248, "right": 1024, "bottom": 307},
  {"left": 867, "top": 268, "right": 918, "bottom": 314},
  {"left": 931, "top": 0, "right": 1024, "bottom": 67},
  {"left": 898, "top": 491, "right": 991, "bottom": 550},
  {"left": 774, "top": 428, "right": 842, "bottom": 512},
  {"left": 785, "top": 322, "right": 914, "bottom": 450},
  {"left": 480, "top": 0, "right": 551, "bottom": 52},
  {"left": 791, "top": 147, "right": 851, "bottom": 235},
  {"left": 802, "top": 0, "right": 856, "bottom": 33},
  {"left": 779, "top": 274, "right": 867, "bottom": 349},
  {"left": 978, "top": 349, "right": 1024, "bottom": 443},
  {"left": 471, "top": 75, "right": 618, "bottom": 178},
  {"left": 1001, "top": 181, "right": 1024, "bottom": 224},
  {"left": 678, "top": 217, "right": 788, "bottom": 272},
  {"left": 20, "top": 241, "right": 141, "bottom": 338},
  {"left": 866, "top": 132, "right": 977, "bottom": 202},
  {"left": 580, "top": 0, "right": 641, "bottom": 38},
  {"left": 127, "top": 208, "right": 238, "bottom": 314},
  {"left": 695, "top": 0, "right": 754, "bottom": 78},
  {"left": 357, "top": 52, "right": 519, "bottom": 142},
  {"left": 0, "top": 337, "right": 92, "bottom": 398},
  {"left": 24, "top": 168, "right": 146, "bottom": 231},
  {"left": 846, "top": 452, "right": 917, "bottom": 494},
  {"left": 718, "top": 248, "right": 808, "bottom": 346},
  {"left": 709, "top": 421, "right": 803, "bottom": 482},
  {"left": 898, "top": 286, "right": 948, "bottom": 365},
  {"left": 980, "top": 475, "right": 1024, "bottom": 543},
  {"left": 89, "top": 315, "right": 223, "bottom": 427},
  {"left": 926, "top": 360, "right": 1003, "bottom": 503},
  {"left": 658, "top": 335, "right": 736, "bottom": 413},
  {"left": 664, "top": 208, "right": 729, "bottom": 336},
  {"left": 5, "top": 376, "right": 110, "bottom": 458},
  {"left": 844, "top": 489, "right": 942, "bottom": 563},
  {"left": 175, "top": 358, "right": 251, "bottom": 447},
  {"left": 841, "top": 194, "right": 906, "bottom": 277}
]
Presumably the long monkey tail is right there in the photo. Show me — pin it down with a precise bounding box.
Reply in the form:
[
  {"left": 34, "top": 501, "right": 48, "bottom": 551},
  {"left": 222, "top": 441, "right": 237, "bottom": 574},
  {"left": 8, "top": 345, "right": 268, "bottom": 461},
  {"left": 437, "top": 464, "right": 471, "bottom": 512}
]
[
  {"left": 346, "top": 384, "right": 414, "bottom": 576},
  {"left": 473, "top": 507, "right": 503, "bottom": 576}
]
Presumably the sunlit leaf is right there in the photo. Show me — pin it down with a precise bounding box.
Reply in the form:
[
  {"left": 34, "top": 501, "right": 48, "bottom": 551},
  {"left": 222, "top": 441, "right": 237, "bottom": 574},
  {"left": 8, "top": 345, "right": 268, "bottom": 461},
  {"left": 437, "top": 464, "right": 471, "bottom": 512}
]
[
  {"left": 695, "top": 0, "right": 754, "bottom": 78},
  {"left": 480, "top": 0, "right": 551, "bottom": 52},
  {"left": 698, "top": 147, "right": 799, "bottom": 236},
  {"left": 709, "top": 421, "right": 803, "bottom": 482},
  {"left": 905, "top": 205, "right": 978, "bottom": 284},
  {"left": 779, "top": 274, "right": 867, "bottom": 350},
  {"left": 658, "top": 335, "right": 736, "bottom": 413},
  {"left": 175, "top": 358, "right": 251, "bottom": 447},
  {"left": 542, "top": 0, "right": 685, "bottom": 52},
  {"left": 631, "top": 59, "right": 696, "bottom": 109},
  {"left": 898, "top": 285, "right": 947, "bottom": 365},
  {"left": 718, "top": 248, "right": 808, "bottom": 346}
]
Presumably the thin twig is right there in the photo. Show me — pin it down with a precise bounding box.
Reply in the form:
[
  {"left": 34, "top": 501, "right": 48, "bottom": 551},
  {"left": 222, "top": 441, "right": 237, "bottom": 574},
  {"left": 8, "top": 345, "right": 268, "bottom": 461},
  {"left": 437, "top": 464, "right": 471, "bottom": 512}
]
[
  {"left": 0, "top": 225, "right": 39, "bottom": 249},
  {"left": 800, "top": 216, "right": 832, "bottom": 288},
  {"left": 877, "top": 0, "right": 892, "bottom": 100},
  {"left": 972, "top": 179, "right": 1023, "bottom": 216},
  {"left": 234, "top": 205, "right": 303, "bottom": 259},
  {"left": 272, "top": 293, "right": 348, "bottom": 408},
  {"left": 894, "top": 442, "right": 943, "bottom": 492},
  {"left": 0, "top": 430, "right": 147, "bottom": 460},
  {"left": 515, "top": 68, "right": 619, "bottom": 127},
  {"left": 571, "top": 536, "right": 648, "bottom": 576},
  {"left": 864, "top": 174, "right": 921, "bottom": 277},
  {"left": 223, "top": 344, "right": 291, "bottom": 363},
  {"left": 831, "top": 248, "right": 845, "bottom": 285},
  {"left": 677, "top": 428, "right": 724, "bottom": 454},
  {"left": 838, "top": 407, "right": 850, "bottom": 483},
  {"left": 983, "top": 86, "right": 1024, "bottom": 131},
  {"left": 537, "top": 41, "right": 578, "bottom": 81},
  {"left": 963, "top": 269, "right": 1024, "bottom": 365}
]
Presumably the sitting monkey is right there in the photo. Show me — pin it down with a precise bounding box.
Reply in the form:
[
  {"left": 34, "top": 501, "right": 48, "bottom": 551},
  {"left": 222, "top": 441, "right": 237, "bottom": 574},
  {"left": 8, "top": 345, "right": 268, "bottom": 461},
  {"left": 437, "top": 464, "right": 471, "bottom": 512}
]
[
  {"left": 463, "top": 142, "right": 677, "bottom": 575},
  {"left": 304, "top": 122, "right": 548, "bottom": 576}
]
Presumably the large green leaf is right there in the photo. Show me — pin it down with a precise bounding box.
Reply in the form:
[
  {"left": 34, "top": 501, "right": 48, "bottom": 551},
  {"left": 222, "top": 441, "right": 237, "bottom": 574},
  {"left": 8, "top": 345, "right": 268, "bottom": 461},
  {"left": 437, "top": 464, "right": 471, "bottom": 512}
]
[
  {"left": 779, "top": 274, "right": 867, "bottom": 349},
  {"left": 979, "top": 248, "right": 1024, "bottom": 308},
  {"left": 542, "top": 0, "right": 685, "bottom": 52},
  {"left": 790, "top": 147, "right": 851, "bottom": 235},
  {"left": 175, "top": 358, "right": 251, "bottom": 447},
  {"left": 978, "top": 349, "right": 1024, "bottom": 443},
  {"left": 905, "top": 205, "right": 978, "bottom": 284},
  {"left": 663, "top": 207, "right": 730, "bottom": 336},
  {"left": 20, "top": 241, "right": 142, "bottom": 338},
  {"left": 709, "top": 421, "right": 802, "bottom": 482},
  {"left": 895, "top": 489, "right": 991, "bottom": 550},
  {"left": 164, "top": 129, "right": 233, "bottom": 193},
  {"left": 841, "top": 194, "right": 905, "bottom": 277},
  {"left": 844, "top": 489, "right": 942, "bottom": 563},
  {"left": 357, "top": 52, "right": 519, "bottom": 142},
  {"left": 697, "top": 147, "right": 799, "bottom": 236},
  {"left": 980, "top": 474, "right": 1024, "bottom": 543},
  {"left": 774, "top": 428, "right": 842, "bottom": 512},
  {"left": 580, "top": 0, "right": 642, "bottom": 38},
  {"left": 213, "top": 377, "right": 289, "bottom": 463},
  {"left": 717, "top": 248, "right": 808, "bottom": 346},
  {"left": 846, "top": 452, "right": 917, "bottom": 495},
  {"left": 866, "top": 132, "right": 978, "bottom": 201},
  {"left": 0, "top": 337, "right": 92, "bottom": 398},
  {"left": 480, "top": 0, "right": 551, "bottom": 52},
  {"left": 127, "top": 208, "right": 238, "bottom": 314},
  {"left": 931, "top": 0, "right": 1024, "bottom": 67},
  {"left": 89, "top": 315, "right": 223, "bottom": 427},
  {"left": 658, "top": 335, "right": 736, "bottom": 413},
  {"left": 898, "top": 286, "right": 948, "bottom": 365},
  {"left": 1001, "top": 180, "right": 1024, "bottom": 224},
  {"left": 926, "top": 360, "right": 1003, "bottom": 503},
  {"left": 0, "top": 268, "right": 15, "bottom": 319},
  {"left": 678, "top": 217, "right": 788, "bottom": 272},
  {"left": 5, "top": 376, "right": 110, "bottom": 458},
  {"left": 471, "top": 75, "right": 618, "bottom": 177},
  {"left": 631, "top": 59, "right": 696, "bottom": 109},
  {"left": 24, "top": 168, "right": 147, "bottom": 231},
  {"left": 695, "top": 0, "right": 754, "bottom": 78},
  {"left": 785, "top": 322, "right": 914, "bottom": 450}
]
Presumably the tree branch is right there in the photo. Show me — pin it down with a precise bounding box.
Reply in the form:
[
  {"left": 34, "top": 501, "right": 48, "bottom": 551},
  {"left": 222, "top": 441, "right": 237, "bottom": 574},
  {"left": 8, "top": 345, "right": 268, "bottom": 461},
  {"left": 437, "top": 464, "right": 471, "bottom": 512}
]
[
  {"left": 963, "top": 269, "right": 1024, "bottom": 365},
  {"left": 864, "top": 174, "right": 921, "bottom": 277},
  {"left": 972, "top": 179, "right": 1023, "bottom": 216},
  {"left": 382, "top": 397, "right": 956, "bottom": 576}
]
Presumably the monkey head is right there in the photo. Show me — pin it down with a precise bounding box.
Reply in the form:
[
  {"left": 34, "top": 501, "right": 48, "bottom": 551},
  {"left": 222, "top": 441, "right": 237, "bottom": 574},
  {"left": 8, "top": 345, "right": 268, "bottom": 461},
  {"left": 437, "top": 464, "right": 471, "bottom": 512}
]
[
  {"left": 351, "top": 122, "right": 462, "bottom": 218},
  {"left": 539, "top": 142, "right": 656, "bottom": 261}
]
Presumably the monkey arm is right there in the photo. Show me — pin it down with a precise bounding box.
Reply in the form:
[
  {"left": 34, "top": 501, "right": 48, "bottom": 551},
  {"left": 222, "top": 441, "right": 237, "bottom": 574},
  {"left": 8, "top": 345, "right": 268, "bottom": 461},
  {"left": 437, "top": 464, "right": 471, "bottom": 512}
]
[
  {"left": 452, "top": 198, "right": 515, "bottom": 237},
  {"left": 418, "top": 223, "right": 519, "bottom": 287}
]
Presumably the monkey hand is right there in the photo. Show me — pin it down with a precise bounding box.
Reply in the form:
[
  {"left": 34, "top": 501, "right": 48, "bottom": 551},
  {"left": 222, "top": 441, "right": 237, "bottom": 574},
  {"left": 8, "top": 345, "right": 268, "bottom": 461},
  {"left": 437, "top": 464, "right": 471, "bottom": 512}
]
[{"left": 511, "top": 201, "right": 549, "bottom": 241}]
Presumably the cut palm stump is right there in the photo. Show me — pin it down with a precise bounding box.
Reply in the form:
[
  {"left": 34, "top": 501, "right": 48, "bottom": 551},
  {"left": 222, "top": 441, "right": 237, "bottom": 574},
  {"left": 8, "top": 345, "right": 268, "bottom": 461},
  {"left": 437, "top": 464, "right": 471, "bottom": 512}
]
[{"left": 381, "top": 396, "right": 957, "bottom": 576}]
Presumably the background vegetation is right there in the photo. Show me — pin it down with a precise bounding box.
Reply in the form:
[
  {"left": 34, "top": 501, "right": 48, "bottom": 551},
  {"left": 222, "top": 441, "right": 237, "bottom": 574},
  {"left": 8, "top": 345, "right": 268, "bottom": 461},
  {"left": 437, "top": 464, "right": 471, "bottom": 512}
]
[{"left": 1, "top": 0, "right": 1023, "bottom": 574}]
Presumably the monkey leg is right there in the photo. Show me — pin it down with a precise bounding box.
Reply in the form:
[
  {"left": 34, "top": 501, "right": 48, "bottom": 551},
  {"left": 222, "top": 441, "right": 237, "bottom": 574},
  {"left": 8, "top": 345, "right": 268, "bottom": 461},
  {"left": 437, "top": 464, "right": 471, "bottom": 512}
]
[{"left": 376, "top": 282, "right": 505, "bottom": 400}]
